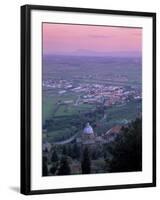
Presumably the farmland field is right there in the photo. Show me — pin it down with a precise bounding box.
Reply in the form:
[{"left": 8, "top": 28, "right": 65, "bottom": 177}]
[
  {"left": 42, "top": 55, "right": 142, "bottom": 142},
  {"left": 42, "top": 23, "right": 143, "bottom": 177}
]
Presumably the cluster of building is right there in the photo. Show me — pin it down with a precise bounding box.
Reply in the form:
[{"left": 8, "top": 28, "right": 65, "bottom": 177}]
[
  {"left": 43, "top": 78, "right": 142, "bottom": 106},
  {"left": 76, "top": 122, "right": 122, "bottom": 146},
  {"left": 78, "top": 84, "right": 141, "bottom": 106},
  {"left": 43, "top": 79, "right": 73, "bottom": 90},
  {"left": 43, "top": 122, "right": 123, "bottom": 152}
]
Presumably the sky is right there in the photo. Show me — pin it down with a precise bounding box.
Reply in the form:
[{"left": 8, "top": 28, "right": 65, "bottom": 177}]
[{"left": 43, "top": 23, "right": 142, "bottom": 57}]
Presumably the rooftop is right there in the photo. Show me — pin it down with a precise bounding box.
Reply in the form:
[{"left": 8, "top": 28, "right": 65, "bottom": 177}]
[{"left": 83, "top": 122, "right": 94, "bottom": 134}]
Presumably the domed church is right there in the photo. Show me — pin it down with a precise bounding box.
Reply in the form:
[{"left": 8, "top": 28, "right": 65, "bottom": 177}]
[{"left": 82, "top": 122, "right": 96, "bottom": 144}]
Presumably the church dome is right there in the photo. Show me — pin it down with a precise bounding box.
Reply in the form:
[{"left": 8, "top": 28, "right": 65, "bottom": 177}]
[{"left": 83, "top": 123, "right": 94, "bottom": 134}]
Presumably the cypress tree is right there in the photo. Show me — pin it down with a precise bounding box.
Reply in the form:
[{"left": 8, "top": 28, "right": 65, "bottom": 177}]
[
  {"left": 50, "top": 162, "right": 58, "bottom": 175},
  {"left": 81, "top": 147, "right": 91, "bottom": 174},
  {"left": 57, "top": 156, "right": 71, "bottom": 175},
  {"left": 72, "top": 143, "right": 80, "bottom": 159},
  {"left": 42, "top": 156, "right": 48, "bottom": 176},
  {"left": 62, "top": 145, "right": 67, "bottom": 155},
  {"left": 51, "top": 150, "right": 58, "bottom": 162}
]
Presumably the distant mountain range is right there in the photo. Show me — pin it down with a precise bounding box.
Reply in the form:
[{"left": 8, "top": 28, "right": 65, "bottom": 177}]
[{"left": 44, "top": 49, "right": 141, "bottom": 58}]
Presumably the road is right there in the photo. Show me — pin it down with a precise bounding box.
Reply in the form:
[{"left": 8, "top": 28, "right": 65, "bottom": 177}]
[{"left": 52, "top": 132, "right": 80, "bottom": 145}]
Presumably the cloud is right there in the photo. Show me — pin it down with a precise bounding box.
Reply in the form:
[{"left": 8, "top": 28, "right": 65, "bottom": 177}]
[{"left": 88, "top": 34, "right": 112, "bottom": 39}]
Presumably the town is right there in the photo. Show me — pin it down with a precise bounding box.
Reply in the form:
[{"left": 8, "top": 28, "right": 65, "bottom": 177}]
[
  {"left": 42, "top": 54, "right": 142, "bottom": 176},
  {"left": 43, "top": 78, "right": 141, "bottom": 107}
]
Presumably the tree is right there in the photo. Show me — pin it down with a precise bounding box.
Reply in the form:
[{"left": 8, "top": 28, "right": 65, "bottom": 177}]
[
  {"left": 72, "top": 143, "right": 80, "bottom": 159},
  {"left": 51, "top": 150, "right": 58, "bottom": 162},
  {"left": 42, "top": 156, "right": 48, "bottom": 176},
  {"left": 81, "top": 147, "right": 91, "bottom": 174},
  {"left": 91, "top": 149, "right": 99, "bottom": 160},
  {"left": 50, "top": 162, "right": 58, "bottom": 175},
  {"left": 67, "top": 144, "right": 73, "bottom": 158},
  {"left": 107, "top": 118, "right": 142, "bottom": 173},
  {"left": 57, "top": 156, "right": 71, "bottom": 175},
  {"left": 62, "top": 145, "right": 67, "bottom": 155}
]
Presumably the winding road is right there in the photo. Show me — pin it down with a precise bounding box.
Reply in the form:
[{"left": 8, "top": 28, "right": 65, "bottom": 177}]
[{"left": 52, "top": 132, "right": 80, "bottom": 145}]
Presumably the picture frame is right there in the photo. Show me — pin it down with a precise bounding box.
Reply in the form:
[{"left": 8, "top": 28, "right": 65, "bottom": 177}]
[{"left": 21, "top": 4, "right": 156, "bottom": 195}]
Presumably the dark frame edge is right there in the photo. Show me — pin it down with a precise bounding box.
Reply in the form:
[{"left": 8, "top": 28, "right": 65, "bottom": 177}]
[
  {"left": 152, "top": 13, "right": 156, "bottom": 187},
  {"left": 20, "top": 4, "right": 156, "bottom": 195},
  {"left": 20, "top": 5, "right": 31, "bottom": 195},
  {"left": 24, "top": 183, "right": 155, "bottom": 195},
  {"left": 22, "top": 4, "right": 156, "bottom": 16}
]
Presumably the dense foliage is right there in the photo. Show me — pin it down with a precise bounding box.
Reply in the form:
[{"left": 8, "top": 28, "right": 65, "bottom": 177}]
[
  {"left": 106, "top": 118, "right": 142, "bottom": 172},
  {"left": 42, "top": 156, "right": 48, "bottom": 176},
  {"left": 42, "top": 118, "right": 142, "bottom": 176},
  {"left": 57, "top": 156, "right": 71, "bottom": 175},
  {"left": 81, "top": 147, "right": 91, "bottom": 174}
]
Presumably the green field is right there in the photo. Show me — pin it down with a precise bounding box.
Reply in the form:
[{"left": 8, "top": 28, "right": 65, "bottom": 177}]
[
  {"left": 42, "top": 55, "right": 142, "bottom": 142},
  {"left": 43, "top": 91, "right": 141, "bottom": 142}
]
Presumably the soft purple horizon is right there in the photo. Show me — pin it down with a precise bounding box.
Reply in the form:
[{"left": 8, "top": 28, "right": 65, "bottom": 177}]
[{"left": 43, "top": 23, "right": 142, "bottom": 57}]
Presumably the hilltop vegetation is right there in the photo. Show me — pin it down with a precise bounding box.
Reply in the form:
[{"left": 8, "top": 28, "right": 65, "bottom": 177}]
[
  {"left": 105, "top": 118, "right": 142, "bottom": 172},
  {"left": 42, "top": 55, "right": 142, "bottom": 175},
  {"left": 43, "top": 118, "right": 142, "bottom": 176},
  {"left": 42, "top": 55, "right": 142, "bottom": 143}
]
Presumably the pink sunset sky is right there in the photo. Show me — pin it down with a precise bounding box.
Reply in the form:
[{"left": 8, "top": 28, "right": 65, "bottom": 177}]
[{"left": 43, "top": 23, "right": 142, "bottom": 57}]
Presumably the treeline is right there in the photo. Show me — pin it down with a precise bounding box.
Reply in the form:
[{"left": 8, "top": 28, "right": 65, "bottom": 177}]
[
  {"left": 43, "top": 118, "right": 142, "bottom": 176},
  {"left": 105, "top": 118, "right": 142, "bottom": 172},
  {"left": 43, "top": 145, "right": 91, "bottom": 176}
]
